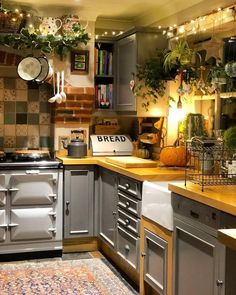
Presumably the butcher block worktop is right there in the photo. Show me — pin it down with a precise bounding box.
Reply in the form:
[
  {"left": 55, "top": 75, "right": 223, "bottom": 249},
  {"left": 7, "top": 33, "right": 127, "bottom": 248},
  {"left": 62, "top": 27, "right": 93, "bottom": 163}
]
[
  {"left": 169, "top": 183, "right": 236, "bottom": 216},
  {"left": 57, "top": 154, "right": 185, "bottom": 182}
]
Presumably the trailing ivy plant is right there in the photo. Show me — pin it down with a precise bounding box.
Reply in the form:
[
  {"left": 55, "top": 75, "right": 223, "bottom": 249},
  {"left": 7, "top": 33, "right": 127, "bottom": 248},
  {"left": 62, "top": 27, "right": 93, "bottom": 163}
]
[
  {"left": 0, "top": 23, "right": 90, "bottom": 59},
  {"left": 134, "top": 51, "right": 172, "bottom": 111}
]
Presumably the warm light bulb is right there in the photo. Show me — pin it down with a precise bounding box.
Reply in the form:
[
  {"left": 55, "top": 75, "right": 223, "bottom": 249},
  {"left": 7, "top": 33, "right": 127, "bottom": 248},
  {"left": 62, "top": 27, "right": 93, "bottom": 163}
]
[
  {"left": 15, "top": 9, "right": 19, "bottom": 13},
  {"left": 104, "top": 31, "right": 108, "bottom": 35},
  {"left": 178, "top": 26, "right": 185, "bottom": 33},
  {"left": 158, "top": 25, "right": 162, "bottom": 29},
  {"left": 112, "top": 31, "right": 116, "bottom": 35},
  {"left": 95, "top": 34, "right": 99, "bottom": 39}
]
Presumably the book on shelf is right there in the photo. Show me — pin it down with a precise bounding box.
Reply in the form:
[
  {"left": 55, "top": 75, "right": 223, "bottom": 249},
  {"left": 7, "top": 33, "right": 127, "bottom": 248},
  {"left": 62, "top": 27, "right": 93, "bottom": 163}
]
[
  {"left": 95, "top": 83, "right": 113, "bottom": 109},
  {"left": 95, "top": 48, "right": 113, "bottom": 76}
]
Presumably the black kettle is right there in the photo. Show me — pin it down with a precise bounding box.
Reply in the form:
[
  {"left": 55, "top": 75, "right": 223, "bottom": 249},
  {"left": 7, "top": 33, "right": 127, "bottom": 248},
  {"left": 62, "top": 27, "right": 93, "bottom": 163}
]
[{"left": 63, "top": 138, "right": 87, "bottom": 158}]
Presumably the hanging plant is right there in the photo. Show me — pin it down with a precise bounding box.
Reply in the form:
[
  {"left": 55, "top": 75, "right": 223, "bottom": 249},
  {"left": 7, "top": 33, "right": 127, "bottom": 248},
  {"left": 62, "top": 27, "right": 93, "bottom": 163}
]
[
  {"left": 134, "top": 51, "right": 171, "bottom": 111},
  {"left": 0, "top": 23, "right": 90, "bottom": 59},
  {"left": 163, "top": 40, "right": 200, "bottom": 72}
]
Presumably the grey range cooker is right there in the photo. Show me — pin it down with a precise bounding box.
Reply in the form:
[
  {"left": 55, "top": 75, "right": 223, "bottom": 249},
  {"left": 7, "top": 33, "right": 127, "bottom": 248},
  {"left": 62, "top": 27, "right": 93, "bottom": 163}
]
[{"left": 0, "top": 150, "right": 63, "bottom": 257}]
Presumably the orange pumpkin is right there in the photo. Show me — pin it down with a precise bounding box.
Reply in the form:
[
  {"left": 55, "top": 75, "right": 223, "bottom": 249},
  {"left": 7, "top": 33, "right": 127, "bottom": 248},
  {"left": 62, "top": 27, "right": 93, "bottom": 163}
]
[{"left": 160, "top": 146, "right": 188, "bottom": 167}]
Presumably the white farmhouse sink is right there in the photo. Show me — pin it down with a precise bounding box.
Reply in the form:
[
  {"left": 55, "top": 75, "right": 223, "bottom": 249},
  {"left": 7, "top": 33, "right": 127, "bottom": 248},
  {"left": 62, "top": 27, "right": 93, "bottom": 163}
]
[{"left": 142, "top": 181, "right": 183, "bottom": 231}]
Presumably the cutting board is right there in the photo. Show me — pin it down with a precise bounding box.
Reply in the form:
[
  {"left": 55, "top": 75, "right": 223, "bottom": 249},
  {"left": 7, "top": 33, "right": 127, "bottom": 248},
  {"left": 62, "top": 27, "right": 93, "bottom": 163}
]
[{"left": 105, "top": 156, "right": 157, "bottom": 168}]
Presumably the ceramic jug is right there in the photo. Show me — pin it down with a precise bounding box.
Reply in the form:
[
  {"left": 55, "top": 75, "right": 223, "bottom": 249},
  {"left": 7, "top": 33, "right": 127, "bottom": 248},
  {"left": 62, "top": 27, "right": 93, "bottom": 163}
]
[{"left": 39, "top": 17, "right": 62, "bottom": 35}]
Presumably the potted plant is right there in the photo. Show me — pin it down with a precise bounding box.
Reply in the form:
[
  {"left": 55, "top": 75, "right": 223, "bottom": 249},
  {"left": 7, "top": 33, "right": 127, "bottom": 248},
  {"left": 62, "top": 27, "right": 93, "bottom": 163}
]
[{"left": 207, "top": 66, "right": 228, "bottom": 85}]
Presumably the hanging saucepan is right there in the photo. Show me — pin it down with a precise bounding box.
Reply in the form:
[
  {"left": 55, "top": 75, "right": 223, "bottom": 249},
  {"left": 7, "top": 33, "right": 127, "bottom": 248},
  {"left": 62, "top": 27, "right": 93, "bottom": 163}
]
[
  {"left": 17, "top": 56, "right": 42, "bottom": 81},
  {"left": 35, "top": 56, "right": 53, "bottom": 83}
]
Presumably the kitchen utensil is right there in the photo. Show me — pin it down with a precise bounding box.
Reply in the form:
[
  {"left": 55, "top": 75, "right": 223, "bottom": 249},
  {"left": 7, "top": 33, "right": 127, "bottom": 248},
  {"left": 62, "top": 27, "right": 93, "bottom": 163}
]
[
  {"left": 60, "top": 70, "right": 66, "bottom": 102},
  {"left": 62, "top": 138, "right": 87, "bottom": 158},
  {"left": 35, "top": 56, "right": 53, "bottom": 83},
  {"left": 48, "top": 69, "right": 57, "bottom": 103},
  {"left": 55, "top": 71, "right": 62, "bottom": 104},
  {"left": 105, "top": 156, "right": 157, "bottom": 168},
  {"left": 17, "top": 56, "right": 42, "bottom": 81}
]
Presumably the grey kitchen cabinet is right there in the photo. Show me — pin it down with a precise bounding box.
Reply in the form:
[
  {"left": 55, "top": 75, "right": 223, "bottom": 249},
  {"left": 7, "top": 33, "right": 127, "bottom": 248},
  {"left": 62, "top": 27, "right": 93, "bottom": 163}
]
[
  {"left": 64, "top": 166, "right": 94, "bottom": 239},
  {"left": 98, "top": 167, "right": 117, "bottom": 247},
  {"left": 116, "top": 30, "right": 167, "bottom": 111},
  {"left": 143, "top": 229, "right": 168, "bottom": 295},
  {"left": 173, "top": 193, "right": 236, "bottom": 295}
]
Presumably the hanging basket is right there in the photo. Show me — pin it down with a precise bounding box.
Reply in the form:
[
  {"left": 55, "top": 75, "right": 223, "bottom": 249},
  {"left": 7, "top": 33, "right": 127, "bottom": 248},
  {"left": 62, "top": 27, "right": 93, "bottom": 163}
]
[{"left": 0, "top": 11, "right": 24, "bottom": 33}]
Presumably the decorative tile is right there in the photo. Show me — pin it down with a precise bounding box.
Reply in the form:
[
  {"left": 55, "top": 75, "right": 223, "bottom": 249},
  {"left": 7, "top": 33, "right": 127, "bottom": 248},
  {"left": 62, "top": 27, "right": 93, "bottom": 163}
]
[
  {"left": 28, "top": 89, "right": 39, "bottom": 101},
  {"left": 39, "top": 113, "right": 51, "bottom": 124},
  {"left": 4, "top": 78, "right": 16, "bottom": 89},
  {"left": 40, "top": 101, "right": 51, "bottom": 113},
  {"left": 0, "top": 89, "right": 3, "bottom": 101},
  {"left": 39, "top": 87, "right": 51, "bottom": 102},
  {"left": 16, "top": 89, "right": 28, "bottom": 101},
  {"left": 0, "top": 137, "right": 3, "bottom": 148},
  {"left": 16, "top": 102, "right": 27, "bottom": 113},
  {"left": 27, "top": 135, "right": 39, "bottom": 148},
  {"left": 4, "top": 101, "right": 15, "bottom": 113},
  {"left": 28, "top": 102, "right": 39, "bottom": 113},
  {"left": 28, "top": 113, "right": 39, "bottom": 124},
  {"left": 4, "top": 124, "right": 16, "bottom": 136},
  {"left": 16, "top": 113, "right": 27, "bottom": 124},
  {"left": 40, "top": 136, "right": 51, "bottom": 148},
  {"left": 16, "top": 79, "right": 27, "bottom": 90},
  {"left": 0, "top": 102, "right": 4, "bottom": 113},
  {"left": 28, "top": 125, "right": 39, "bottom": 136},
  {"left": 0, "top": 124, "right": 4, "bottom": 136},
  {"left": 27, "top": 81, "right": 39, "bottom": 89},
  {"left": 0, "top": 114, "right": 3, "bottom": 125},
  {"left": 4, "top": 113, "right": 15, "bottom": 124},
  {"left": 0, "top": 78, "right": 3, "bottom": 89},
  {"left": 4, "top": 89, "right": 16, "bottom": 101},
  {"left": 16, "top": 124, "right": 28, "bottom": 136},
  {"left": 40, "top": 125, "right": 50, "bottom": 136},
  {"left": 4, "top": 136, "right": 16, "bottom": 148},
  {"left": 16, "top": 136, "right": 28, "bottom": 148}
]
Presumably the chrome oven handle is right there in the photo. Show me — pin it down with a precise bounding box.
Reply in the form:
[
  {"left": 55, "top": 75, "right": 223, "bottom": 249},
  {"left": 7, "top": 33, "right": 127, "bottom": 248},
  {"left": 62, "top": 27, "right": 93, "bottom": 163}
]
[{"left": 9, "top": 188, "right": 19, "bottom": 192}]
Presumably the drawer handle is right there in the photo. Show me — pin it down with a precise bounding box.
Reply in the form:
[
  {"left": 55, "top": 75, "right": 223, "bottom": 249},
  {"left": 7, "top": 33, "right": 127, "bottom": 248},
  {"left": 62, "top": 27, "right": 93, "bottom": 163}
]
[
  {"left": 0, "top": 224, "right": 8, "bottom": 228},
  {"left": 112, "top": 211, "right": 117, "bottom": 216},
  {"left": 125, "top": 183, "right": 130, "bottom": 190},
  {"left": 141, "top": 252, "right": 146, "bottom": 257},
  {"left": 48, "top": 228, "right": 56, "bottom": 234},
  {"left": 124, "top": 244, "right": 130, "bottom": 251},
  {"left": 126, "top": 201, "right": 130, "bottom": 208},
  {"left": 8, "top": 223, "right": 19, "bottom": 227},
  {"left": 216, "top": 280, "right": 224, "bottom": 287},
  {"left": 0, "top": 188, "right": 8, "bottom": 192},
  {"left": 48, "top": 211, "right": 56, "bottom": 218},
  {"left": 190, "top": 210, "right": 199, "bottom": 219},
  {"left": 49, "top": 194, "right": 57, "bottom": 201},
  {"left": 125, "top": 219, "right": 130, "bottom": 225}
]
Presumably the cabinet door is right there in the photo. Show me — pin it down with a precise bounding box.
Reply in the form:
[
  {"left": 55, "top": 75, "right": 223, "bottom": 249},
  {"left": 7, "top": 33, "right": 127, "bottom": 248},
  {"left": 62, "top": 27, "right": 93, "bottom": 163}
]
[
  {"left": 173, "top": 218, "right": 223, "bottom": 295},
  {"left": 99, "top": 168, "right": 117, "bottom": 247},
  {"left": 64, "top": 166, "right": 94, "bottom": 238},
  {"left": 116, "top": 34, "right": 137, "bottom": 111},
  {"left": 143, "top": 229, "right": 168, "bottom": 295},
  {"left": 0, "top": 210, "right": 7, "bottom": 242}
]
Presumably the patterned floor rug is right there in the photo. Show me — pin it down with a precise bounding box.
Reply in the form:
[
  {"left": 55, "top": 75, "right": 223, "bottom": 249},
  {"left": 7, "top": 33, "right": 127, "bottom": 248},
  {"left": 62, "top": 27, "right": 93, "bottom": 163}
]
[{"left": 0, "top": 258, "right": 138, "bottom": 295}]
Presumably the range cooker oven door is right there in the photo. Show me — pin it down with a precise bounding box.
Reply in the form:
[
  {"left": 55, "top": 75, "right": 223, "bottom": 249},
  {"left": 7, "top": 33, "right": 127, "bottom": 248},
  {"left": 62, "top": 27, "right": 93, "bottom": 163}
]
[
  {"left": 10, "top": 208, "right": 56, "bottom": 241},
  {"left": 9, "top": 173, "right": 57, "bottom": 205}
]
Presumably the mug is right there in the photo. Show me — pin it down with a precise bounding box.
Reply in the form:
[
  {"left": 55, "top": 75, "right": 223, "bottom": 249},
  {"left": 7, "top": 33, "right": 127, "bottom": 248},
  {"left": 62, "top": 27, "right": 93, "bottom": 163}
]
[{"left": 39, "top": 17, "right": 62, "bottom": 35}]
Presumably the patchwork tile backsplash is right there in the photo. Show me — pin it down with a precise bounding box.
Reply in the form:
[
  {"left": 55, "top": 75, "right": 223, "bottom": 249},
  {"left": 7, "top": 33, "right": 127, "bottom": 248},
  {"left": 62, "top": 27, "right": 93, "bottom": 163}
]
[{"left": 0, "top": 77, "right": 52, "bottom": 151}]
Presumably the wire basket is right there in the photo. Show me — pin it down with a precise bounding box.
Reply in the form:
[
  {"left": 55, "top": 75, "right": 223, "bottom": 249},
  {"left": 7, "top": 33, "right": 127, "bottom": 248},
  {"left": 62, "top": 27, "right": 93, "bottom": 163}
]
[
  {"left": 0, "top": 11, "right": 23, "bottom": 33},
  {"left": 185, "top": 137, "right": 236, "bottom": 191}
]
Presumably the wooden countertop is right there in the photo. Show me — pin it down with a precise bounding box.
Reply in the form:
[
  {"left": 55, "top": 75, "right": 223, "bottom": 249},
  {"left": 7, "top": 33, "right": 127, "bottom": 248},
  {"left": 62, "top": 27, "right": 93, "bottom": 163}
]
[
  {"left": 57, "top": 154, "right": 185, "bottom": 182},
  {"left": 218, "top": 229, "right": 236, "bottom": 251},
  {"left": 168, "top": 183, "right": 236, "bottom": 216}
]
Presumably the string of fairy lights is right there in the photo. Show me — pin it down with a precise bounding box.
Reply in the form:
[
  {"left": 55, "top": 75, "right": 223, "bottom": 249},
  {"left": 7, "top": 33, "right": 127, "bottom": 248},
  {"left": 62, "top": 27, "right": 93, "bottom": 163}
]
[
  {"left": 1, "top": 1, "right": 236, "bottom": 39},
  {"left": 0, "top": 2, "right": 32, "bottom": 23},
  {"left": 161, "top": 4, "right": 236, "bottom": 40}
]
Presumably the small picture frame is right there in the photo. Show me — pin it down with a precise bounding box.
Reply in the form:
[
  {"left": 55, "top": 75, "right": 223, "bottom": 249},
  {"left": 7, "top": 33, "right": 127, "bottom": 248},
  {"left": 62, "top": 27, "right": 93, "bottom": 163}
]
[{"left": 71, "top": 50, "right": 89, "bottom": 74}]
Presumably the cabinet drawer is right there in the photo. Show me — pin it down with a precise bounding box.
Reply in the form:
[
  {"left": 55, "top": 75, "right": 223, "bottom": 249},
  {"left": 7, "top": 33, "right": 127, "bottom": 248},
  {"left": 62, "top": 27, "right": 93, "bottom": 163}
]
[
  {"left": 118, "top": 191, "right": 141, "bottom": 217},
  {"left": 117, "top": 208, "right": 140, "bottom": 235},
  {"left": 117, "top": 225, "right": 139, "bottom": 270},
  {"left": 117, "top": 175, "right": 141, "bottom": 199}
]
